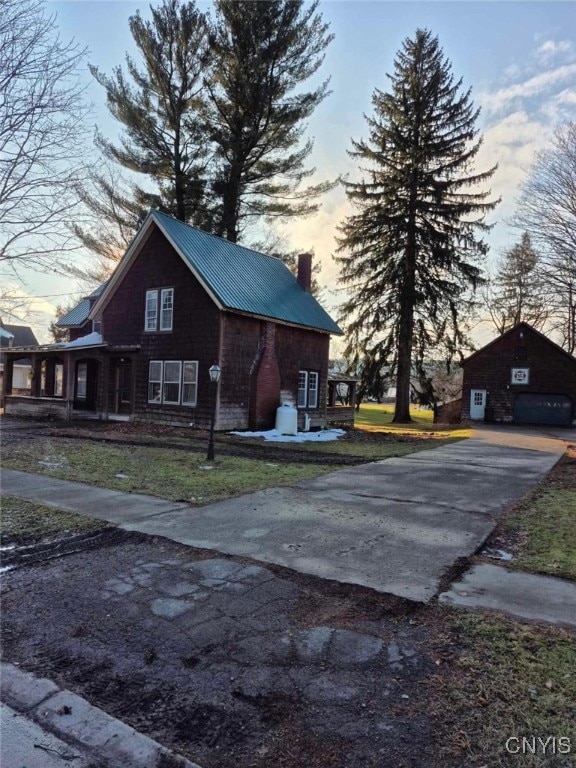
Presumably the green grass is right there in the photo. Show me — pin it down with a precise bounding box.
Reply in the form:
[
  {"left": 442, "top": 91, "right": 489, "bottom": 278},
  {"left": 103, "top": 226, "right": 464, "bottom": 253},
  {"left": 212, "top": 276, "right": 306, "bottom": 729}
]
[
  {"left": 2, "top": 438, "right": 339, "bottom": 503},
  {"left": 1, "top": 495, "right": 104, "bottom": 546},
  {"left": 504, "top": 488, "right": 576, "bottom": 581},
  {"left": 436, "top": 611, "right": 576, "bottom": 768},
  {"left": 355, "top": 403, "right": 471, "bottom": 438}
]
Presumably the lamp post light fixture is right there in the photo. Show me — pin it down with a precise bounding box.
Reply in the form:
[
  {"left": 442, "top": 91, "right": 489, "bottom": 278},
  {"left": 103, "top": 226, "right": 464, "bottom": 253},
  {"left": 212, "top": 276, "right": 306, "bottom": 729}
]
[{"left": 207, "top": 364, "right": 221, "bottom": 461}]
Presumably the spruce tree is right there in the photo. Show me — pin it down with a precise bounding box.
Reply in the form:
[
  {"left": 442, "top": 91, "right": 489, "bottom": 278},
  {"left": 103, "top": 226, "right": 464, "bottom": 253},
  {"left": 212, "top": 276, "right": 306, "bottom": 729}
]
[
  {"left": 487, "top": 233, "right": 549, "bottom": 334},
  {"left": 90, "top": 0, "right": 210, "bottom": 225},
  {"left": 337, "top": 29, "right": 498, "bottom": 423},
  {"left": 206, "top": 0, "right": 334, "bottom": 242}
]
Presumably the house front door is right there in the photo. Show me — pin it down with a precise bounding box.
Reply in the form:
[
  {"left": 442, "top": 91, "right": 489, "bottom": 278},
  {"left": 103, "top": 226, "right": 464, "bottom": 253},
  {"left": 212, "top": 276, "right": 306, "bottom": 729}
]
[
  {"left": 470, "top": 389, "right": 487, "bottom": 420},
  {"left": 114, "top": 361, "right": 132, "bottom": 414}
]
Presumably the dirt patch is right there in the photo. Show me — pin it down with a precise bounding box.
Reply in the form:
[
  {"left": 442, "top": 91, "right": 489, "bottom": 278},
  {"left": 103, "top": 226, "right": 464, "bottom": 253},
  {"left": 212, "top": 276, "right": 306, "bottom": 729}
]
[
  {"left": 1, "top": 532, "right": 446, "bottom": 768},
  {"left": 0, "top": 416, "right": 434, "bottom": 467}
]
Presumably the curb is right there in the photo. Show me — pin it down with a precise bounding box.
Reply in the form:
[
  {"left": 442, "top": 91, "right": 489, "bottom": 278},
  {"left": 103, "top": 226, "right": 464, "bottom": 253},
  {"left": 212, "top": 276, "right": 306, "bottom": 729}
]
[{"left": 0, "top": 662, "right": 202, "bottom": 768}]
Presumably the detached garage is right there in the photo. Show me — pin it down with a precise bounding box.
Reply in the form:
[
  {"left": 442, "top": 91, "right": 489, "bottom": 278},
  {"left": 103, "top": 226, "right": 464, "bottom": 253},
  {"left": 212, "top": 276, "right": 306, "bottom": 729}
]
[{"left": 461, "top": 323, "right": 576, "bottom": 427}]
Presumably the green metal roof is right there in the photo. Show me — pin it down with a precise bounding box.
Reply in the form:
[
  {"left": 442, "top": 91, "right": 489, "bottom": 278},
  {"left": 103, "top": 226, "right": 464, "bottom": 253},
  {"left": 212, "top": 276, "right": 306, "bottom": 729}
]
[
  {"left": 152, "top": 210, "right": 342, "bottom": 335},
  {"left": 56, "top": 282, "right": 108, "bottom": 328}
]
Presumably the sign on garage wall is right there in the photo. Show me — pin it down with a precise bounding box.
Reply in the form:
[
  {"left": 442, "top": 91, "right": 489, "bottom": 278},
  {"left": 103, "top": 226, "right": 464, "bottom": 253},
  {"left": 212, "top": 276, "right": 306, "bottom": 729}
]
[{"left": 511, "top": 368, "right": 530, "bottom": 384}]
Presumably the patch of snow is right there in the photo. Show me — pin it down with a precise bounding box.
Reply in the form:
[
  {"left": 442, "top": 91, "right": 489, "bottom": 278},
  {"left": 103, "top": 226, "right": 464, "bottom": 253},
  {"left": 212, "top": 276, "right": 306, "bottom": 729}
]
[
  {"left": 482, "top": 548, "right": 514, "bottom": 561},
  {"left": 0, "top": 545, "right": 17, "bottom": 552},
  {"left": 0, "top": 566, "right": 15, "bottom": 574},
  {"left": 62, "top": 332, "right": 103, "bottom": 348},
  {"left": 230, "top": 428, "right": 346, "bottom": 443},
  {"left": 115, "top": 473, "right": 130, "bottom": 480},
  {"left": 39, "top": 459, "right": 65, "bottom": 469},
  {"left": 198, "top": 465, "right": 215, "bottom": 470}
]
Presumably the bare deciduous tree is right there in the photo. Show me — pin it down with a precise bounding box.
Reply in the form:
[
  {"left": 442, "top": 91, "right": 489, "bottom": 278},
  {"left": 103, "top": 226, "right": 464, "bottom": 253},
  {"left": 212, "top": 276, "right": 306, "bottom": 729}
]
[
  {"left": 0, "top": 0, "right": 89, "bottom": 272},
  {"left": 513, "top": 122, "right": 576, "bottom": 353},
  {"left": 485, "top": 233, "right": 549, "bottom": 335}
]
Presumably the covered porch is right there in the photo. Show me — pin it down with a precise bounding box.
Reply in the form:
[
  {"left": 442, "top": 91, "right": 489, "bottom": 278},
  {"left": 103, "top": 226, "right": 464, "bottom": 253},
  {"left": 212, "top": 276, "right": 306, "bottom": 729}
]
[
  {"left": 3, "top": 341, "right": 140, "bottom": 421},
  {"left": 326, "top": 372, "right": 359, "bottom": 426}
]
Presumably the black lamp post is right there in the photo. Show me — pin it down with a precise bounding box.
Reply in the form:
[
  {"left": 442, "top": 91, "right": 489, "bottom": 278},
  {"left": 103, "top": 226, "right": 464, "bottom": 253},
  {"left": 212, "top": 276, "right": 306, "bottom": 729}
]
[{"left": 207, "top": 364, "right": 221, "bottom": 461}]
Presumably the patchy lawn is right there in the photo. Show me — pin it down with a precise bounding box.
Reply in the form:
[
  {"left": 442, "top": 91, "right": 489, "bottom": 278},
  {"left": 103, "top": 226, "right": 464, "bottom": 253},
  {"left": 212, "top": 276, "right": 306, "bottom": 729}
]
[
  {"left": 2, "top": 438, "right": 340, "bottom": 503},
  {"left": 434, "top": 610, "right": 576, "bottom": 768},
  {"left": 355, "top": 403, "right": 471, "bottom": 438},
  {"left": 1, "top": 495, "right": 104, "bottom": 547},
  {"left": 484, "top": 446, "right": 576, "bottom": 581},
  {"left": 2, "top": 424, "right": 458, "bottom": 503}
]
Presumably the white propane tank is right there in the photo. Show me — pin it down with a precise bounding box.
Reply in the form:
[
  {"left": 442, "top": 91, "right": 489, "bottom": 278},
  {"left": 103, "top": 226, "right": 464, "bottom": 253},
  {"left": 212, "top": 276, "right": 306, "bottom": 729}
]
[{"left": 275, "top": 403, "right": 298, "bottom": 435}]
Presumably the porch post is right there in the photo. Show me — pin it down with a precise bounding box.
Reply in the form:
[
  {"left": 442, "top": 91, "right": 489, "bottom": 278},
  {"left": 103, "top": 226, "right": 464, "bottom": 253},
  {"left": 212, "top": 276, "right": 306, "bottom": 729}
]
[
  {"left": 4, "top": 355, "right": 14, "bottom": 396},
  {"left": 65, "top": 354, "right": 75, "bottom": 421},
  {"left": 45, "top": 358, "right": 56, "bottom": 397},
  {"left": 101, "top": 354, "right": 110, "bottom": 419},
  {"left": 31, "top": 354, "right": 42, "bottom": 397},
  {"left": 130, "top": 354, "right": 137, "bottom": 418}
]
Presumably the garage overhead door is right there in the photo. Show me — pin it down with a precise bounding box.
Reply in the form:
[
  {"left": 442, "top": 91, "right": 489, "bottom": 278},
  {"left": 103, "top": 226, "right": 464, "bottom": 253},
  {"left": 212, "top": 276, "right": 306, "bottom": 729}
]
[{"left": 513, "top": 393, "right": 572, "bottom": 426}]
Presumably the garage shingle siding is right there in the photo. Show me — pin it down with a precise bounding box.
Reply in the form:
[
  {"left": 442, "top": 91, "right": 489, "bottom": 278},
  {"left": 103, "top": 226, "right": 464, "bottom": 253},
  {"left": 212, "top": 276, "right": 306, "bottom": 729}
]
[{"left": 462, "top": 324, "right": 576, "bottom": 425}]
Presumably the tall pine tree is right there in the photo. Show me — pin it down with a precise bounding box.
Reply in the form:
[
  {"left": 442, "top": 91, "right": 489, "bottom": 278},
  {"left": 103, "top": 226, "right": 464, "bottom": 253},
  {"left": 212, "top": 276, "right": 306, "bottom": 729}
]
[
  {"left": 337, "top": 29, "right": 498, "bottom": 423},
  {"left": 487, "top": 233, "right": 549, "bottom": 334},
  {"left": 89, "top": 0, "right": 211, "bottom": 225},
  {"left": 206, "top": 0, "right": 334, "bottom": 242}
]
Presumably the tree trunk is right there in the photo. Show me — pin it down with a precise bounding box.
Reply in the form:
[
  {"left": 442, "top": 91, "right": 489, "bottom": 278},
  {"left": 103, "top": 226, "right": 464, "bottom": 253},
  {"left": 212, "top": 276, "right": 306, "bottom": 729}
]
[
  {"left": 393, "top": 167, "right": 418, "bottom": 423},
  {"left": 393, "top": 307, "right": 413, "bottom": 422},
  {"left": 220, "top": 162, "right": 242, "bottom": 243}
]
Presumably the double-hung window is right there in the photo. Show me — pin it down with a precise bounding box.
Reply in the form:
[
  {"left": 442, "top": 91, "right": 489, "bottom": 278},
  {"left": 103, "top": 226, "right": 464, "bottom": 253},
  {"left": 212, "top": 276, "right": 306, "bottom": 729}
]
[
  {"left": 182, "top": 361, "right": 198, "bottom": 406},
  {"left": 145, "top": 290, "right": 158, "bottom": 331},
  {"left": 308, "top": 371, "right": 319, "bottom": 408},
  {"left": 298, "top": 371, "right": 308, "bottom": 408},
  {"left": 298, "top": 369, "right": 320, "bottom": 409},
  {"left": 160, "top": 288, "right": 174, "bottom": 331},
  {"left": 148, "top": 361, "right": 163, "bottom": 402},
  {"left": 148, "top": 360, "right": 198, "bottom": 407},
  {"left": 163, "top": 361, "right": 182, "bottom": 404},
  {"left": 145, "top": 288, "right": 173, "bottom": 331}
]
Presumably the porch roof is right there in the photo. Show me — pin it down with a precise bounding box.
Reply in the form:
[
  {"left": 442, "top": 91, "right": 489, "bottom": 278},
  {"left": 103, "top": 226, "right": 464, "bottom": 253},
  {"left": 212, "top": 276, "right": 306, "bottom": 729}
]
[{"left": 5, "top": 342, "right": 108, "bottom": 355}]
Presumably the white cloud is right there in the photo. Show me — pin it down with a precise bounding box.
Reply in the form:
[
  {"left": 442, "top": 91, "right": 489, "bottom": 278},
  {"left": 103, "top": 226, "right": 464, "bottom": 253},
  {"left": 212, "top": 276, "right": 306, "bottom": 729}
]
[
  {"left": 536, "top": 39, "right": 573, "bottom": 63},
  {"left": 480, "top": 63, "right": 576, "bottom": 115}
]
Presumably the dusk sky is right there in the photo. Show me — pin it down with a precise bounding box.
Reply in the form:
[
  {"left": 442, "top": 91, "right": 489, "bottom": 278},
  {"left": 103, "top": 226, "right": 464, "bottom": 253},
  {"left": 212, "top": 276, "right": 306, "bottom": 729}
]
[{"left": 12, "top": 0, "right": 576, "bottom": 342}]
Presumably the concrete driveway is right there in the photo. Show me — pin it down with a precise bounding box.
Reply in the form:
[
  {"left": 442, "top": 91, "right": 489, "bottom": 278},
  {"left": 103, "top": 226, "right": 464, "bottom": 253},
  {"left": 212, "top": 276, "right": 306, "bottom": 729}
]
[{"left": 122, "top": 426, "right": 571, "bottom": 603}]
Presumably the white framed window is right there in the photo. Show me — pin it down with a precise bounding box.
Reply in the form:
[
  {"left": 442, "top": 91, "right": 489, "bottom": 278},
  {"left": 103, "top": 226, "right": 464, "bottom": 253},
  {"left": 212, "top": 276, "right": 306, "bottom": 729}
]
[
  {"left": 163, "top": 361, "right": 181, "bottom": 404},
  {"left": 92, "top": 320, "right": 102, "bottom": 335},
  {"left": 160, "top": 288, "right": 174, "bottom": 331},
  {"left": 182, "top": 361, "right": 198, "bottom": 406},
  {"left": 298, "top": 369, "right": 320, "bottom": 409},
  {"left": 145, "top": 290, "right": 158, "bottom": 331},
  {"left": 308, "top": 371, "right": 319, "bottom": 408},
  {"left": 148, "top": 360, "right": 163, "bottom": 403},
  {"left": 76, "top": 363, "right": 87, "bottom": 399},
  {"left": 298, "top": 370, "right": 308, "bottom": 408}
]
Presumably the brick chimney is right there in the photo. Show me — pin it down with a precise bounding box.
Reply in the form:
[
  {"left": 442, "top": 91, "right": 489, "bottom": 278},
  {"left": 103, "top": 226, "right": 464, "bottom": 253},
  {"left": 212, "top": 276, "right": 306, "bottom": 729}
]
[{"left": 297, "top": 253, "right": 312, "bottom": 292}]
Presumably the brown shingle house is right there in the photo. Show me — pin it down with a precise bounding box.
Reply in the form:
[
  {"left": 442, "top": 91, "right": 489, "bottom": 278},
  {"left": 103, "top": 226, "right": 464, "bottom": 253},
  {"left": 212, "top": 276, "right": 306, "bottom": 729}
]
[
  {"left": 3, "top": 211, "right": 344, "bottom": 430},
  {"left": 461, "top": 323, "right": 576, "bottom": 426}
]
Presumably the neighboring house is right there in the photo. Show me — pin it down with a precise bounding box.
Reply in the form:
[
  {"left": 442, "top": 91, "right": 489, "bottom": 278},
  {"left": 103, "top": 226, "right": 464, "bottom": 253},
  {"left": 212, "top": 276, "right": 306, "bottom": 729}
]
[
  {"left": 0, "top": 321, "right": 39, "bottom": 404},
  {"left": 3, "top": 210, "right": 343, "bottom": 430},
  {"left": 461, "top": 322, "right": 576, "bottom": 427}
]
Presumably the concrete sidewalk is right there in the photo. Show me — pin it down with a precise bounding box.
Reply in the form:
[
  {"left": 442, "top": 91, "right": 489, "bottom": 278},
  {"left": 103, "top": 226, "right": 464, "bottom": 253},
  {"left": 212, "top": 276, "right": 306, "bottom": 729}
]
[
  {"left": 2, "top": 428, "right": 568, "bottom": 603},
  {"left": 439, "top": 563, "right": 576, "bottom": 628}
]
